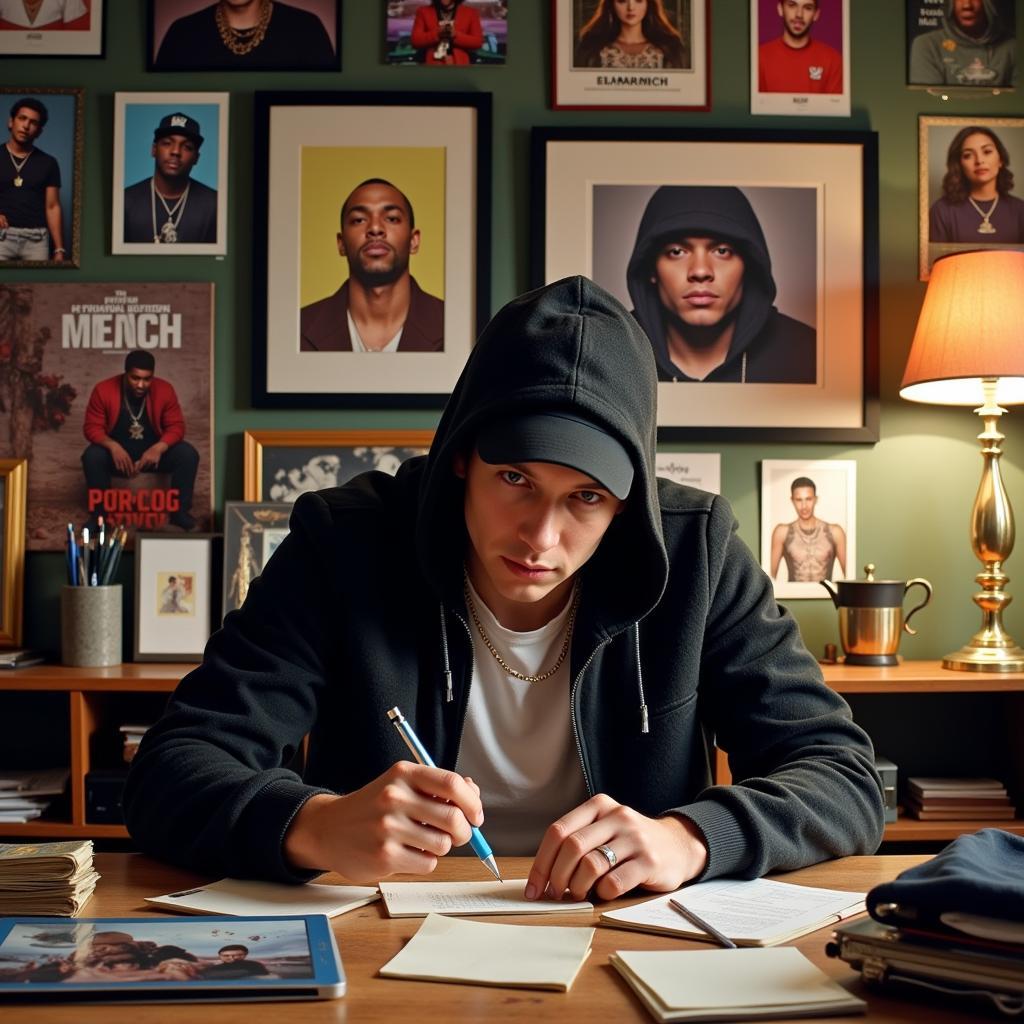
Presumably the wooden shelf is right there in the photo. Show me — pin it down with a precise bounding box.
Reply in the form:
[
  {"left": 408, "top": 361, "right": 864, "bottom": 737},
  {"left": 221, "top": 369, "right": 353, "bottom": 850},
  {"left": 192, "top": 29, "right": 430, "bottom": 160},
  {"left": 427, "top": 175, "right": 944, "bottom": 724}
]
[
  {"left": 0, "top": 663, "right": 191, "bottom": 693},
  {"left": 821, "top": 658, "right": 1024, "bottom": 693},
  {"left": 883, "top": 817, "right": 1024, "bottom": 842}
]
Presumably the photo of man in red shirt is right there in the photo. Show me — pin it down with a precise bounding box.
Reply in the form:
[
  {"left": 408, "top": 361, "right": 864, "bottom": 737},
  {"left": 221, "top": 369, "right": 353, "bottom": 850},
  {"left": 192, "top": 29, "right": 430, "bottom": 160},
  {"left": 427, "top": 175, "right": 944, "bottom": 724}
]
[{"left": 758, "top": 0, "right": 843, "bottom": 94}]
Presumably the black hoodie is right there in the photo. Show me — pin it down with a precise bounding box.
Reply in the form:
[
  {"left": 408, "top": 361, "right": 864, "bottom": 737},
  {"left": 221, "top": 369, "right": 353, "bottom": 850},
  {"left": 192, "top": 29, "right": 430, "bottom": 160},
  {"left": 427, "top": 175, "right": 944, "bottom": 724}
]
[
  {"left": 627, "top": 186, "right": 817, "bottom": 384},
  {"left": 125, "top": 276, "right": 882, "bottom": 883}
]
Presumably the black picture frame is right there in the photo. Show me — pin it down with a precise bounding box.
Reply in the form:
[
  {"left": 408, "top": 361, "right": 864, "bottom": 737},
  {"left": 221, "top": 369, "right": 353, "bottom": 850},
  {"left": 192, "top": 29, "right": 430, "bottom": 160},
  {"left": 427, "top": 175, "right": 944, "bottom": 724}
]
[
  {"left": 251, "top": 90, "right": 492, "bottom": 409},
  {"left": 531, "top": 126, "right": 879, "bottom": 443},
  {"left": 147, "top": 0, "right": 342, "bottom": 71}
]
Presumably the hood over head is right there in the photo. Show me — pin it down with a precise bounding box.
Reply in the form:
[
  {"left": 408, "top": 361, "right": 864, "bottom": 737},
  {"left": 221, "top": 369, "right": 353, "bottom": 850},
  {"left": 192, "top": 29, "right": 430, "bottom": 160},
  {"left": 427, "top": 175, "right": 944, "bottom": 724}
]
[
  {"left": 943, "top": 0, "right": 1008, "bottom": 46},
  {"left": 626, "top": 186, "right": 776, "bottom": 381},
  {"left": 415, "top": 275, "right": 668, "bottom": 636}
]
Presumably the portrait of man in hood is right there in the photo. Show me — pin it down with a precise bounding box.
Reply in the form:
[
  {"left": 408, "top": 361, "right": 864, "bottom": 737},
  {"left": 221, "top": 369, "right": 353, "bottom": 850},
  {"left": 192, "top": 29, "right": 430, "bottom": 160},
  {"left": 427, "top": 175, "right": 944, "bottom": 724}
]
[
  {"left": 908, "top": 0, "right": 1016, "bottom": 88},
  {"left": 624, "top": 185, "right": 817, "bottom": 384}
]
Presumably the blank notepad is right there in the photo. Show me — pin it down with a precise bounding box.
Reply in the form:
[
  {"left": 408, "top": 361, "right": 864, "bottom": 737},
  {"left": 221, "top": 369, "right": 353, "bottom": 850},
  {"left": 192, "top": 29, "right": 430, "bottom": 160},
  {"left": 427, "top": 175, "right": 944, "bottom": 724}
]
[{"left": 379, "top": 913, "right": 594, "bottom": 991}]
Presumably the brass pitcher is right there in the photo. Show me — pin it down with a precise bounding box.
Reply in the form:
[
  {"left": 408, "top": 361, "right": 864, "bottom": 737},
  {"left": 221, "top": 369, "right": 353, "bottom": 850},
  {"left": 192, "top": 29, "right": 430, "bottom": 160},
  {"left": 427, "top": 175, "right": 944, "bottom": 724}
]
[{"left": 821, "top": 565, "right": 933, "bottom": 666}]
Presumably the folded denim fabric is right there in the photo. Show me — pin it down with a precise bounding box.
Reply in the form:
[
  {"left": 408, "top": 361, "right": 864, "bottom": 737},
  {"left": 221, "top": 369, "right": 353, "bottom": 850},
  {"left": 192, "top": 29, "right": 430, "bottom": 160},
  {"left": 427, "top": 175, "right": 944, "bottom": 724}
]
[{"left": 867, "top": 829, "right": 1024, "bottom": 930}]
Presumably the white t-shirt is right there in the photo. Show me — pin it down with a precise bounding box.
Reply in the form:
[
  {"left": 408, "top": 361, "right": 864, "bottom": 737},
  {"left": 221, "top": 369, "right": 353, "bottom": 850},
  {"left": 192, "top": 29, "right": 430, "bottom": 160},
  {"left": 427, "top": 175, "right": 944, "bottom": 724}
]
[
  {"left": 0, "top": 0, "right": 87, "bottom": 26},
  {"left": 454, "top": 579, "right": 588, "bottom": 856},
  {"left": 347, "top": 310, "right": 402, "bottom": 353}
]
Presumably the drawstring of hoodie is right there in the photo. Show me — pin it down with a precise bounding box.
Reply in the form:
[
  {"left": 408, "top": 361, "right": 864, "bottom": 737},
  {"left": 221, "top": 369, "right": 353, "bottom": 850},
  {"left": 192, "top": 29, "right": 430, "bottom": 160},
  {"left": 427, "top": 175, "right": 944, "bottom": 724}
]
[{"left": 439, "top": 601, "right": 650, "bottom": 733}]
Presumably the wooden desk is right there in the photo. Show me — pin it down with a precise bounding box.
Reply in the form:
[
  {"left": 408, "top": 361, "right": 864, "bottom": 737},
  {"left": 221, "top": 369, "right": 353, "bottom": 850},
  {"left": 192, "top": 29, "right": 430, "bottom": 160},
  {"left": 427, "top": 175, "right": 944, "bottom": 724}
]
[{"left": 0, "top": 853, "right": 991, "bottom": 1023}]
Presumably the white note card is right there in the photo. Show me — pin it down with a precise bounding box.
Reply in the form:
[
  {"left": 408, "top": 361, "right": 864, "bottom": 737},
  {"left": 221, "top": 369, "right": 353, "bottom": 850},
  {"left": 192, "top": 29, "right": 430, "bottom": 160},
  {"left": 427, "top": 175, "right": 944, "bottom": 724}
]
[{"left": 146, "top": 877, "right": 379, "bottom": 918}]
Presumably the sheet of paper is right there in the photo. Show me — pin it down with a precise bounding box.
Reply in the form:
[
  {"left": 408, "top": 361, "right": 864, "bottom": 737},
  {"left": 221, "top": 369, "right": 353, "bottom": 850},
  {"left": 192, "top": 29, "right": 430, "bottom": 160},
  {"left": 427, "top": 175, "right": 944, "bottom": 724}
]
[
  {"left": 145, "top": 877, "right": 379, "bottom": 918},
  {"left": 379, "top": 912, "right": 594, "bottom": 991},
  {"left": 602, "top": 877, "right": 864, "bottom": 945},
  {"left": 611, "top": 947, "right": 865, "bottom": 1020},
  {"left": 378, "top": 879, "right": 592, "bottom": 917}
]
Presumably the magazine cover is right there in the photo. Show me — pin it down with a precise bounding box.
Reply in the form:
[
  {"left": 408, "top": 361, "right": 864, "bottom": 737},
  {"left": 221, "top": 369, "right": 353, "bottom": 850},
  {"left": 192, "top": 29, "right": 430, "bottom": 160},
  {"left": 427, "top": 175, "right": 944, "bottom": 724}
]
[{"left": 0, "top": 283, "right": 213, "bottom": 550}]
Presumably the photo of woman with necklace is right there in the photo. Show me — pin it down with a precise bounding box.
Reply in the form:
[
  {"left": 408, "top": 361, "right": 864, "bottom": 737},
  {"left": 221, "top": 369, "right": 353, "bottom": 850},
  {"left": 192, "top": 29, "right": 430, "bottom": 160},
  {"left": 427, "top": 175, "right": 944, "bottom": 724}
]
[
  {"left": 928, "top": 124, "right": 1024, "bottom": 245},
  {"left": 573, "top": 0, "right": 688, "bottom": 70},
  {"left": 150, "top": 0, "right": 337, "bottom": 71}
]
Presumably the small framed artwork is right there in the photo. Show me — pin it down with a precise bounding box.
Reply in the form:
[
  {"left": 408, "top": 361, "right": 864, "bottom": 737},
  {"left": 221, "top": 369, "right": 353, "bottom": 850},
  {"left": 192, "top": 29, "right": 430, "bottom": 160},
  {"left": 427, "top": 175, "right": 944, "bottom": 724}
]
[
  {"left": 385, "top": 0, "right": 507, "bottom": 65},
  {"left": 0, "top": 0, "right": 104, "bottom": 57},
  {"left": 533, "top": 126, "right": 879, "bottom": 441},
  {"left": 111, "top": 91, "right": 229, "bottom": 256},
  {"left": 0, "top": 86, "right": 83, "bottom": 268},
  {"left": 0, "top": 459, "right": 27, "bottom": 647},
  {"left": 760, "top": 459, "right": 856, "bottom": 600},
  {"left": 243, "top": 429, "right": 433, "bottom": 502},
  {"left": 134, "top": 533, "right": 217, "bottom": 661},
  {"left": 654, "top": 451, "right": 720, "bottom": 493},
  {"left": 918, "top": 115, "right": 1024, "bottom": 280},
  {"left": 148, "top": 0, "right": 341, "bottom": 71},
  {"left": 222, "top": 501, "right": 291, "bottom": 617},
  {"left": 551, "top": 0, "right": 709, "bottom": 111},
  {"left": 750, "top": 0, "right": 849, "bottom": 117},
  {"left": 906, "top": 0, "right": 1015, "bottom": 91},
  {"left": 252, "top": 91, "right": 490, "bottom": 408}
]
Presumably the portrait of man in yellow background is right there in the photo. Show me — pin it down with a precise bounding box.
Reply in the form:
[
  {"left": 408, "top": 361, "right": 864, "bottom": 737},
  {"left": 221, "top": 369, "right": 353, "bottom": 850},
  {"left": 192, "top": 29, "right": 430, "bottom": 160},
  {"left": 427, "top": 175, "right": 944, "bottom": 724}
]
[{"left": 299, "top": 146, "right": 446, "bottom": 353}]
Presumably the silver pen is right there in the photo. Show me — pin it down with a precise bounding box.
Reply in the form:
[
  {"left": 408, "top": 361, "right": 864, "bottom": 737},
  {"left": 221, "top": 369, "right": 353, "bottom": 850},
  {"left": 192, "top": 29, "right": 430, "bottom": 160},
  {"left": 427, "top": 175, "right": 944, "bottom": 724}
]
[
  {"left": 669, "top": 897, "right": 738, "bottom": 949},
  {"left": 386, "top": 706, "right": 502, "bottom": 882}
]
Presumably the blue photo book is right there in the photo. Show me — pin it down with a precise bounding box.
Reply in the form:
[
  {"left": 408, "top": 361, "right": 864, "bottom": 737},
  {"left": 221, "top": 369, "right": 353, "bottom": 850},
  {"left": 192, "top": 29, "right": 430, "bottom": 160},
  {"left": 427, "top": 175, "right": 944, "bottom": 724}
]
[{"left": 0, "top": 914, "right": 344, "bottom": 1003}]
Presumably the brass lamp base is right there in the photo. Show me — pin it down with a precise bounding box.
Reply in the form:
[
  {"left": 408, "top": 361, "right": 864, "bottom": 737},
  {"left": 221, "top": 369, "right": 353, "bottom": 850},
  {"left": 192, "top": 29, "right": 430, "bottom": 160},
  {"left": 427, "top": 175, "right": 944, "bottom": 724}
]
[{"left": 943, "top": 643, "right": 1024, "bottom": 673}]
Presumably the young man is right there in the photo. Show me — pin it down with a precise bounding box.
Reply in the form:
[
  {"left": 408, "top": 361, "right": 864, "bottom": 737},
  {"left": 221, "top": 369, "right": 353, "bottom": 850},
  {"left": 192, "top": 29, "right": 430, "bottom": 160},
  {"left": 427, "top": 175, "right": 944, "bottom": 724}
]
[
  {"left": 909, "top": 0, "right": 1015, "bottom": 87},
  {"left": 300, "top": 178, "right": 444, "bottom": 353},
  {"left": 81, "top": 350, "right": 200, "bottom": 531},
  {"left": 0, "top": 98, "right": 66, "bottom": 263},
  {"left": 125, "top": 277, "right": 882, "bottom": 900},
  {"left": 770, "top": 476, "right": 848, "bottom": 583},
  {"left": 202, "top": 944, "right": 270, "bottom": 979},
  {"left": 123, "top": 112, "right": 218, "bottom": 245},
  {"left": 758, "top": 0, "right": 843, "bottom": 94},
  {"left": 627, "top": 186, "right": 816, "bottom": 383}
]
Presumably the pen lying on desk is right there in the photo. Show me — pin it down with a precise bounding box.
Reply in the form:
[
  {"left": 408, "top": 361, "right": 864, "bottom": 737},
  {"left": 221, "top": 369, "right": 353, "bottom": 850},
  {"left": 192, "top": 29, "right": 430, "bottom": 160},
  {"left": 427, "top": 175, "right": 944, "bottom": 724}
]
[
  {"left": 669, "top": 897, "right": 738, "bottom": 949},
  {"left": 386, "top": 705, "right": 502, "bottom": 883}
]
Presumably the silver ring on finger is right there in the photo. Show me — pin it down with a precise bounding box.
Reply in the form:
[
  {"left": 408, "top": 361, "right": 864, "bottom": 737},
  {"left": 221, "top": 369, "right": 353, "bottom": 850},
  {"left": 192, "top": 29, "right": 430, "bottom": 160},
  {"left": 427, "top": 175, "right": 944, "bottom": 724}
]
[{"left": 596, "top": 843, "right": 618, "bottom": 869}]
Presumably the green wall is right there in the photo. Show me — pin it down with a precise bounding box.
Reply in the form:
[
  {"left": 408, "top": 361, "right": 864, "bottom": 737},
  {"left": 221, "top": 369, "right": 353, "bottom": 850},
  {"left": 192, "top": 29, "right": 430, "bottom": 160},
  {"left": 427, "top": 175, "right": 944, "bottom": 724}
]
[{"left": 12, "top": 1, "right": 1024, "bottom": 662}]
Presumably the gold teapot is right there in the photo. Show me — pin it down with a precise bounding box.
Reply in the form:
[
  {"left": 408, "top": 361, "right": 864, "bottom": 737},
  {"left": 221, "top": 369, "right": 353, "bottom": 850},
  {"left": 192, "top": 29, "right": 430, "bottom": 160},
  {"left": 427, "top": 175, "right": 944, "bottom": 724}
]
[{"left": 821, "top": 565, "right": 933, "bottom": 666}]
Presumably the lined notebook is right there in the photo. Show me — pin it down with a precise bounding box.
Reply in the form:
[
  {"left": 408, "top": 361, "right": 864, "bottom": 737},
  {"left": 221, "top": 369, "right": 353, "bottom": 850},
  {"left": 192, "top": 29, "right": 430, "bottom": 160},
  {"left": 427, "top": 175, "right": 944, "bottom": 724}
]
[
  {"left": 601, "top": 877, "right": 865, "bottom": 947},
  {"left": 611, "top": 947, "right": 866, "bottom": 1021},
  {"left": 379, "top": 913, "right": 594, "bottom": 991}
]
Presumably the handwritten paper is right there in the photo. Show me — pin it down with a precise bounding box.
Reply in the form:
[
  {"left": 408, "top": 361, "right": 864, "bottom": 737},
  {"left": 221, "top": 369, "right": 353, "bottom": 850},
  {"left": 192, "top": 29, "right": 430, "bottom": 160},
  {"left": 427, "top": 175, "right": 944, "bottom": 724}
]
[{"left": 378, "top": 879, "right": 592, "bottom": 918}]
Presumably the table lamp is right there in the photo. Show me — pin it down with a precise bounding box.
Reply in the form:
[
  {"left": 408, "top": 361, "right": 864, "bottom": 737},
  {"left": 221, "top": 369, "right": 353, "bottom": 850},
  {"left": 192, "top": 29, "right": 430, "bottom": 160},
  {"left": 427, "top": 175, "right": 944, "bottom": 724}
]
[{"left": 900, "top": 250, "right": 1024, "bottom": 672}]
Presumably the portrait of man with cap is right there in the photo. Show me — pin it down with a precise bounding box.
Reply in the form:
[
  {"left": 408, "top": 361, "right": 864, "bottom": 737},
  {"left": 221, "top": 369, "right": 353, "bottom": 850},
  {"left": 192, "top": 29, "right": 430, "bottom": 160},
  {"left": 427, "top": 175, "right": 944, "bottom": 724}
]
[{"left": 122, "top": 111, "right": 218, "bottom": 245}]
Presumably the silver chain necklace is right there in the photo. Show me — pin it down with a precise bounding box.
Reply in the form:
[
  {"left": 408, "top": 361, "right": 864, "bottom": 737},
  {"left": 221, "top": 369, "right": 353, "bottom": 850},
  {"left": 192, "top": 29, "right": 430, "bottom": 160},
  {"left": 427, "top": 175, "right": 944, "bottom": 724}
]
[
  {"left": 463, "top": 575, "right": 580, "bottom": 684},
  {"left": 150, "top": 178, "right": 191, "bottom": 243}
]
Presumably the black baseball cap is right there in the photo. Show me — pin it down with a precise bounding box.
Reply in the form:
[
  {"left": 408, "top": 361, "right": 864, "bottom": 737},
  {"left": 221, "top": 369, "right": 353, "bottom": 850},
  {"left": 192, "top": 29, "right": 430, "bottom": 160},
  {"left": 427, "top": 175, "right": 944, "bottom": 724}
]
[
  {"left": 153, "top": 112, "right": 203, "bottom": 148},
  {"left": 476, "top": 412, "right": 634, "bottom": 500}
]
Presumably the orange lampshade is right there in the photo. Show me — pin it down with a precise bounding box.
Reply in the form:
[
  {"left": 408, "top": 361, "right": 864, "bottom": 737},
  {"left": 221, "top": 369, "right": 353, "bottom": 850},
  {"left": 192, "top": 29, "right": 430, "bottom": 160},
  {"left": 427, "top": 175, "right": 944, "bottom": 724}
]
[{"left": 900, "top": 250, "right": 1024, "bottom": 406}]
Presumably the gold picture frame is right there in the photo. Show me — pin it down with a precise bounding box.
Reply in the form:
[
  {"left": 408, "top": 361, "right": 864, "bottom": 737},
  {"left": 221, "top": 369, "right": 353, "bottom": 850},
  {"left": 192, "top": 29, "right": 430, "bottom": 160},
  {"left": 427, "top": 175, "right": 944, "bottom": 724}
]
[
  {"left": 243, "top": 429, "right": 434, "bottom": 502},
  {"left": 0, "top": 458, "right": 28, "bottom": 647}
]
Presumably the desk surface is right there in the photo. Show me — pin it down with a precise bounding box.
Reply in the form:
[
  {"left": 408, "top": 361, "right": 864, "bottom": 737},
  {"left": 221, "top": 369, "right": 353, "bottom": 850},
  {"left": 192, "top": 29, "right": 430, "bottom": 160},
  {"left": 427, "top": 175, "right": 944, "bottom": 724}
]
[{"left": 1, "top": 853, "right": 987, "bottom": 1023}]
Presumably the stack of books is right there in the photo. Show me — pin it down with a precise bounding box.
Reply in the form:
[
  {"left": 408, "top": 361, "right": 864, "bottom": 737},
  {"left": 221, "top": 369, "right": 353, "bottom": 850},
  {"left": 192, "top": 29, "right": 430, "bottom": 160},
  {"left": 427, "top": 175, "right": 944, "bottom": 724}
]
[
  {"left": 0, "top": 840, "right": 99, "bottom": 916},
  {"left": 0, "top": 768, "right": 69, "bottom": 823},
  {"left": 0, "top": 649, "right": 44, "bottom": 670},
  {"left": 119, "top": 723, "right": 153, "bottom": 764},
  {"left": 905, "top": 777, "right": 1015, "bottom": 821}
]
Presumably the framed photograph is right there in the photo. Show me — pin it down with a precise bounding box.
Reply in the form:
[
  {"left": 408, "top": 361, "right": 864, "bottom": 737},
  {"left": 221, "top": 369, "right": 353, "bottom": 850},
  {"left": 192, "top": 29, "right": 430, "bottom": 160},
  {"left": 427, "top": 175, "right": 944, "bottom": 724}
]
[
  {"left": 918, "top": 115, "right": 1024, "bottom": 280},
  {"left": 111, "top": 91, "right": 229, "bottom": 256},
  {"left": 750, "top": 0, "right": 849, "bottom": 117},
  {"left": 148, "top": 0, "right": 341, "bottom": 71},
  {"left": 243, "top": 429, "right": 433, "bottom": 501},
  {"left": 0, "top": 459, "right": 27, "bottom": 647},
  {"left": 551, "top": 0, "right": 709, "bottom": 111},
  {"left": 0, "top": 282, "right": 215, "bottom": 552},
  {"left": 252, "top": 91, "right": 490, "bottom": 408},
  {"left": 760, "top": 459, "right": 855, "bottom": 600},
  {"left": 385, "top": 0, "right": 507, "bottom": 65},
  {"left": 0, "top": 0, "right": 104, "bottom": 56},
  {"left": 906, "top": 0, "right": 1015, "bottom": 91},
  {"left": 533, "top": 127, "right": 879, "bottom": 441},
  {"left": 134, "top": 533, "right": 217, "bottom": 661},
  {"left": 0, "top": 86, "right": 83, "bottom": 268},
  {"left": 222, "top": 501, "right": 291, "bottom": 617}
]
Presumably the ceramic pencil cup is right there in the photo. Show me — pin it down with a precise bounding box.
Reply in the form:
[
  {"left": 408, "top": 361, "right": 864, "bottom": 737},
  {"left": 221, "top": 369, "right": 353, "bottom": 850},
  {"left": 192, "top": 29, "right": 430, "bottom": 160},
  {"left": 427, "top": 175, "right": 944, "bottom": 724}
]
[{"left": 61, "top": 584, "right": 122, "bottom": 667}]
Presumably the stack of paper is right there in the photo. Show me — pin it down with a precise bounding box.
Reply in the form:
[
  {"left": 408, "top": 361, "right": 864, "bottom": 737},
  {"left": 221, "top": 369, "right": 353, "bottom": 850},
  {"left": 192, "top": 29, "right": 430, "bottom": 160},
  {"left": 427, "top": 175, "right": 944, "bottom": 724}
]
[
  {"left": 0, "top": 768, "right": 69, "bottom": 823},
  {"left": 0, "top": 840, "right": 99, "bottom": 916},
  {"left": 379, "top": 913, "right": 594, "bottom": 991},
  {"left": 0, "top": 649, "right": 44, "bottom": 670},
  {"left": 611, "top": 947, "right": 866, "bottom": 1021},
  {"left": 905, "top": 777, "right": 1015, "bottom": 820}
]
